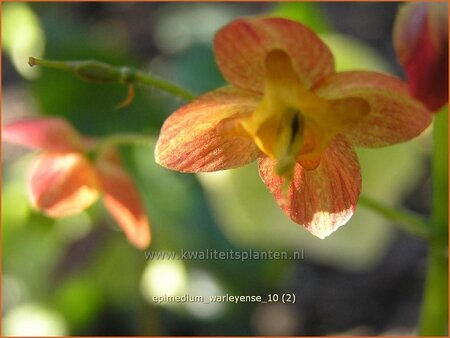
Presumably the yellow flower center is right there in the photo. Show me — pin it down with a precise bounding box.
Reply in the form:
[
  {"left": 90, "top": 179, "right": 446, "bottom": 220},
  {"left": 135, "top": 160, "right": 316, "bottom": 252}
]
[{"left": 239, "top": 49, "right": 370, "bottom": 185}]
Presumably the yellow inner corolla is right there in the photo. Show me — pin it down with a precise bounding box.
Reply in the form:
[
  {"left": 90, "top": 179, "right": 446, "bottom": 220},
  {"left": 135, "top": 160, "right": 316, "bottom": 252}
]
[{"left": 239, "top": 49, "right": 370, "bottom": 186}]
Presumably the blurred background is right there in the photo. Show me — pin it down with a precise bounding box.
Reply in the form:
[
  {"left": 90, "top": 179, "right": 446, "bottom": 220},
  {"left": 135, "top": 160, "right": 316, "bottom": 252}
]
[{"left": 2, "top": 2, "right": 433, "bottom": 335}]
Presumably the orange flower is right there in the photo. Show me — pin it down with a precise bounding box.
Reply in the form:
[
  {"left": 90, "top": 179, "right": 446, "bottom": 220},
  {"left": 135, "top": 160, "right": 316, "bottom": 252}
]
[
  {"left": 3, "top": 117, "right": 151, "bottom": 248},
  {"left": 393, "top": 2, "right": 448, "bottom": 111},
  {"left": 155, "top": 18, "right": 432, "bottom": 239}
]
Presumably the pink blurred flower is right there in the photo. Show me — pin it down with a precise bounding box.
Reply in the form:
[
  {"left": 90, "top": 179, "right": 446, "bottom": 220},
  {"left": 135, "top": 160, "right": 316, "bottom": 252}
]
[
  {"left": 3, "top": 117, "right": 151, "bottom": 249},
  {"left": 393, "top": 2, "right": 448, "bottom": 111}
]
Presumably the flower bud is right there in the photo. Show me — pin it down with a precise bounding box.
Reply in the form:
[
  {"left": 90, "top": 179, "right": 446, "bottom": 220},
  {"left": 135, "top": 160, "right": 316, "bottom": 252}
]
[
  {"left": 393, "top": 2, "right": 448, "bottom": 111},
  {"left": 73, "top": 61, "right": 134, "bottom": 84}
]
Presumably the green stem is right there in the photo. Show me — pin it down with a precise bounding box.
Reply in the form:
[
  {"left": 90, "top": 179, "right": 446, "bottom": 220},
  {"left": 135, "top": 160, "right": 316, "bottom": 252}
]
[
  {"left": 358, "top": 195, "right": 432, "bottom": 239},
  {"left": 133, "top": 71, "right": 196, "bottom": 101},
  {"left": 419, "top": 243, "right": 448, "bottom": 335},
  {"left": 28, "top": 57, "right": 73, "bottom": 72},
  {"left": 419, "top": 107, "right": 448, "bottom": 335},
  {"left": 29, "top": 57, "right": 196, "bottom": 101},
  {"left": 431, "top": 108, "right": 449, "bottom": 238}
]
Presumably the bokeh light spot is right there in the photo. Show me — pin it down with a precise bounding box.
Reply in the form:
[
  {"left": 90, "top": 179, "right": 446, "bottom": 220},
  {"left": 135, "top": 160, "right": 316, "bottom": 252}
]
[
  {"left": 140, "top": 260, "right": 188, "bottom": 308},
  {"left": 2, "top": 3, "right": 45, "bottom": 79},
  {"left": 3, "top": 303, "right": 68, "bottom": 336}
]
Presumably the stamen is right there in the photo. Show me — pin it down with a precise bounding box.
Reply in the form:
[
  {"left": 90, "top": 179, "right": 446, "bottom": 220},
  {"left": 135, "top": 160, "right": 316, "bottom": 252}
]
[
  {"left": 289, "top": 112, "right": 300, "bottom": 148},
  {"left": 275, "top": 108, "right": 304, "bottom": 190}
]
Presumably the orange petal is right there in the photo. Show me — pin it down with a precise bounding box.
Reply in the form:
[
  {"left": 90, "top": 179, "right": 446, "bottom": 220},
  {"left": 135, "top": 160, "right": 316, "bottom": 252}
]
[
  {"left": 96, "top": 148, "right": 151, "bottom": 249},
  {"left": 155, "top": 87, "right": 262, "bottom": 172},
  {"left": 393, "top": 3, "right": 448, "bottom": 111},
  {"left": 27, "top": 153, "right": 100, "bottom": 217},
  {"left": 258, "top": 136, "right": 360, "bottom": 239},
  {"left": 3, "top": 117, "right": 85, "bottom": 152},
  {"left": 214, "top": 17, "right": 334, "bottom": 93},
  {"left": 313, "top": 71, "right": 432, "bottom": 147}
]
